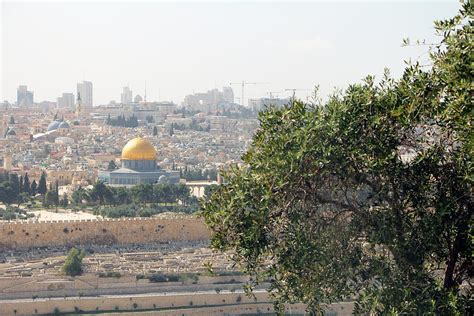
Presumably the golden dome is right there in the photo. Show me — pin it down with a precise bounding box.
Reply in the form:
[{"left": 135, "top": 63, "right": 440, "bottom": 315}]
[{"left": 121, "top": 137, "right": 157, "bottom": 160}]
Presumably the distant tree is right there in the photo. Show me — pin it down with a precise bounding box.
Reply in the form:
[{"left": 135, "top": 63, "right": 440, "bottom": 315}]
[
  {"left": 107, "top": 160, "right": 118, "bottom": 171},
  {"left": 89, "top": 181, "right": 111, "bottom": 204},
  {"left": 72, "top": 186, "right": 88, "bottom": 205},
  {"left": 60, "top": 193, "right": 69, "bottom": 208},
  {"left": 19, "top": 175, "right": 23, "bottom": 193},
  {"left": 153, "top": 126, "right": 158, "bottom": 136},
  {"left": 9, "top": 173, "right": 20, "bottom": 197},
  {"left": 23, "top": 173, "right": 30, "bottom": 195},
  {"left": 131, "top": 184, "right": 154, "bottom": 205},
  {"left": 30, "top": 180, "right": 37, "bottom": 196},
  {"left": 175, "top": 184, "right": 191, "bottom": 206},
  {"left": 146, "top": 115, "right": 155, "bottom": 123},
  {"left": 62, "top": 248, "right": 85, "bottom": 277},
  {"left": 54, "top": 180, "right": 60, "bottom": 205},
  {"left": 37, "top": 172, "right": 47, "bottom": 195},
  {"left": 43, "top": 190, "right": 56, "bottom": 207},
  {"left": 0, "top": 182, "right": 15, "bottom": 205},
  {"left": 16, "top": 192, "right": 30, "bottom": 207},
  {"left": 113, "top": 187, "right": 131, "bottom": 205}
]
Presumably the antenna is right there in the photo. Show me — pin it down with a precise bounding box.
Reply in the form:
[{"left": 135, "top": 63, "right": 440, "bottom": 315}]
[{"left": 144, "top": 81, "right": 147, "bottom": 103}]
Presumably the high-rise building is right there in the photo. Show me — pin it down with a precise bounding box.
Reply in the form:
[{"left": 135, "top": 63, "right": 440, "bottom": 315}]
[
  {"left": 57, "top": 93, "right": 75, "bottom": 109},
  {"left": 17, "top": 85, "right": 34, "bottom": 107},
  {"left": 222, "top": 87, "right": 234, "bottom": 104},
  {"left": 121, "top": 86, "right": 133, "bottom": 105},
  {"left": 77, "top": 81, "right": 93, "bottom": 108}
]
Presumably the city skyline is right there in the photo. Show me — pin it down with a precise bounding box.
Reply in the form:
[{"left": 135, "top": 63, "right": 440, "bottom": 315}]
[{"left": 2, "top": 1, "right": 458, "bottom": 105}]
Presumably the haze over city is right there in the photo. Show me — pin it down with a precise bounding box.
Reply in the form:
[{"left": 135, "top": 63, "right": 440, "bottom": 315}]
[{"left": 2, "top": 1, "right": 458, "bottom": 105}]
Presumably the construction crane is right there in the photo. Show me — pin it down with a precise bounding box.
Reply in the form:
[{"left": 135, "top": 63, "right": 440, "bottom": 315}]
[
  {"left": 230, "top": 81, "right": 269, "bottom": 106},
  {"left": 285, "top": 88, "right": 311, "bottom": 99},
  {"left": 267, "top": 91, "right": 284, "bottom": 99}
]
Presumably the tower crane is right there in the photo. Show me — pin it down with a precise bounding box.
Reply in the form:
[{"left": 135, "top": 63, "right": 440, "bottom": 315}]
[
  {"left": 230, "top": 81, "right": 269, "bottom": 106},
  {"left": 267, "top": 91, "right": 284, "bottom": 99},
  {"left": 285, "top": 88, "right": 311, "bottom": 99}
]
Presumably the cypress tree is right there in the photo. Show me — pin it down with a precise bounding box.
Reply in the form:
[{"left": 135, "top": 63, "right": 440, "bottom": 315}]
[
  {"left": 55, "top": 180, "right": 60, "bottom": 205},
  {"left": 19, "top": 175, "right": 23, "bottom": 193},
  {"left": 9, "top": 173, "right": 20, "bottom": 197},
  {"left": 38, "top": 172, "right": 47, "bottom": 195},
  {"left": 30, "top": 180, "right": 37, "bottom": 196},
  {"left": 23, "top": 173, "right": 31, "bottom": 194}
]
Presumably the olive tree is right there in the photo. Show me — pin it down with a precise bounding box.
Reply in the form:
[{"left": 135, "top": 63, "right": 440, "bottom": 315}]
[{"left": 201, "top": 3, "right": 472, "bottom": 314}]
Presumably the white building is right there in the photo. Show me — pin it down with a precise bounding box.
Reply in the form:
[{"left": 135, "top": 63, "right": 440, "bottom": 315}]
[
  {"left": 77, "top": 81, "right": 93, "bottom": 108},
  {"left": 57, "top": 93, "right": 75, "bottom": 109},
  {"left": 183, "top": 87, "right": 234, "bottom": 113},
  {"left": 222, "top": 86, "right": 234, "bottom": 103},
  {"left": 121, "top": 86, "right": 133, "bottom": 105}
]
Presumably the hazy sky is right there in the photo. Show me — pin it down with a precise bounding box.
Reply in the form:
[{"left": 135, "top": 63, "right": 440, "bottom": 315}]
[{"left": 1, "top": 1, "right": 459, "bottom": 106}]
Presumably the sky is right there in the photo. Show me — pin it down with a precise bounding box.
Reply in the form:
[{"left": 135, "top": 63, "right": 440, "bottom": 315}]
[{"left": 1, "top": 1, "right": 460, "bottom": 106}]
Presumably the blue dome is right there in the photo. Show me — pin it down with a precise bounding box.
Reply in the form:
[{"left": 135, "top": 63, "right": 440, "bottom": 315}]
[
  {"left": 47, "top": 120, "right": 61, "bottom": 132},
  {"left": 58, "top": 122, "right": 70, "bottom": 129}
]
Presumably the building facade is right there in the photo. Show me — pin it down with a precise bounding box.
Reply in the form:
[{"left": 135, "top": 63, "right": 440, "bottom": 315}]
[
  {"left": 183, "top": 87, "right": 234, "bottom": 113},
  {"left": 57, "top": 93, "right": 75, "bottom": 109}
]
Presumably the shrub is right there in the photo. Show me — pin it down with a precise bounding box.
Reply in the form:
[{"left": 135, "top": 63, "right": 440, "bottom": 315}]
[{"left": 62, "top": 248, "right": 85, "bottom": 276}]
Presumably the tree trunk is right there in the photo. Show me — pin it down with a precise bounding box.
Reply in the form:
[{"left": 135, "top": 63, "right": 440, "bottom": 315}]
[{"left": 444, "top": 230, "right": 462, "bottom": 289}]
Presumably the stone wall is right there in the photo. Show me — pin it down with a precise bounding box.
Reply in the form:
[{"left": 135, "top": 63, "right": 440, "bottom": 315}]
[
  {"left": 0, "top": 291, "right": 320, "bottom": 316},
  {"left": 0, "top": 216, "right": 210, "bottom": 250}
]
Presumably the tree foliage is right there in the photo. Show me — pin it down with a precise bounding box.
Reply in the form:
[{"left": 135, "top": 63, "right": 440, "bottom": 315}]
[
  {"left": 201, "top": 3, "right": 472, "bottom": 314},
  {"left": 0, "top": 172, "right": 36, "bottom": 205},
  {"left": 38, "top": 172, "right": 48, "bottom": 195},
  {"left": 107, "top": 160, "right": 118, "bottom": 171},
  {"left": 62, "top": 248, "right": 85, "bottom": 277},
  {"left": 106, "top": 114, "right": 139, "bottom": 128},
  {"left": 70, "top": 182, "right": 199, "bottom": 215}
]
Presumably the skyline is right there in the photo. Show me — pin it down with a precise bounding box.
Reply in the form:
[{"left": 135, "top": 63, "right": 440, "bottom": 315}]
[{"left": 2, "top": 1, "right": 459, "bottom": 105}]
